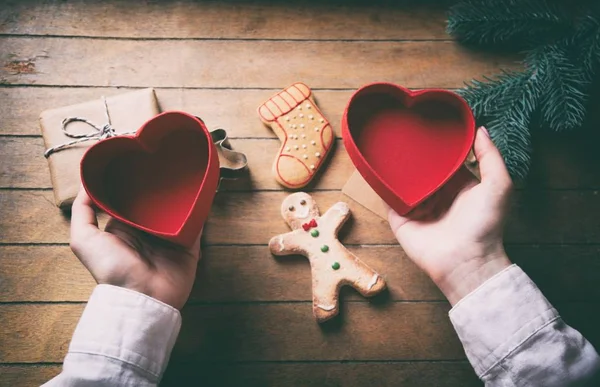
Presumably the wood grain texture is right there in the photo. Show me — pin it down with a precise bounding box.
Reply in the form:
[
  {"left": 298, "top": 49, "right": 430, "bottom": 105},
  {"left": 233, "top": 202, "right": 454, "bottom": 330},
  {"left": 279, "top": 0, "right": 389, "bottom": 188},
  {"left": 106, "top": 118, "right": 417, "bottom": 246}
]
[
  {"left": 2, "top": 245, "right": 600, "bottom": 303},
  {"left": 0, "top": 362, "right": 481, "bottom": 387},
  {"left": 0, "top": 38, "right": 516, "bottom": 88},
  {"left": 0, "top": 136, "right": 52, "bottom": 188},
  {"left": 0, "top": 137, "right": 354, "bottom": 191},
  {"left": 4, "top": 131, "right": 600, "bottom": 190},
  {"left": 0, "top": 87, "right": 346, "bottom": 136},
  {"left": 0, "top": 245, "right": 440, "bottom": 302},
  {"left": 0, "top": 0, "right": 451, "bottom": 40},
  {"left": 0, "top": 365, "right": 62, "bottom": 387},
  {"left": 0, "top": 303, "right": 464, "bottom": 362},
  {"left": 0, "top": 246, "right": 95, "bottom": 302},
  {"left": 1, "top": 2, "right": 598, "bottom": 386},
  {"left": 161, "top": 361, "right": 481, "bottom": 387},
  {"left": 4, "top": 86, "right": 600, "bottom": 189},
  {"left": 1, "top": 302, "right": 598, "bottom": 363},
  {"left": 2, "top": 190, "right": 600, "bottom": 244}
]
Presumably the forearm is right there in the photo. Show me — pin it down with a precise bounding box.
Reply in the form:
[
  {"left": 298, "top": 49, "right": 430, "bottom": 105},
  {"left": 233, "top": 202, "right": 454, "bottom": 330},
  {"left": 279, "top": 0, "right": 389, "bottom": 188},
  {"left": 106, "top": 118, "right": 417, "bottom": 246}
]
[
  {"left": 43, "top": 285, "right": 181, "bottom": 386},
  {"left": 449, "top": 264, "right": 600, "bottom": 386}
]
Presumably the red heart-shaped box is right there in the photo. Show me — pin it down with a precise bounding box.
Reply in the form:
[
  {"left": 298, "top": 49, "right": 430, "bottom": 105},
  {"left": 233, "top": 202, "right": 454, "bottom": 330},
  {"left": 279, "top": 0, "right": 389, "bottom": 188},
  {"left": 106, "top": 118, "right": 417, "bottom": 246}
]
[
  {"left": 342, "top": 83, "right": 475, "bottom": 215},
  {"left": 81, "top": 111, "right": 220, "bottom": 247}
]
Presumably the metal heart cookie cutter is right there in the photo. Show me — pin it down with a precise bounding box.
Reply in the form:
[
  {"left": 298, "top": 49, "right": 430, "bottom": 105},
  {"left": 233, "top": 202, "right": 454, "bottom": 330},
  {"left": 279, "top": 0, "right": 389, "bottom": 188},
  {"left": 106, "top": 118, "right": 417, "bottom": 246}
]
[{"left": 209, "top": 128, "right": 249, "bottom": 188}]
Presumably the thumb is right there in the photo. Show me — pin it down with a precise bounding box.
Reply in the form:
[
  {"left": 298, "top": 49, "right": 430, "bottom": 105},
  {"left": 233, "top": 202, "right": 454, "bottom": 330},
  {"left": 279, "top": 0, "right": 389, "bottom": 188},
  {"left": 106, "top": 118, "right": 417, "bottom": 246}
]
[
  {"left": 473, "top": 127, "right": 512, "bottom": 189},
  {"left": 388, "top": 206, "right": 410, "bottom": 234},
  {"left": 70, "top": 186, "right": 101, "bottom": 245}
]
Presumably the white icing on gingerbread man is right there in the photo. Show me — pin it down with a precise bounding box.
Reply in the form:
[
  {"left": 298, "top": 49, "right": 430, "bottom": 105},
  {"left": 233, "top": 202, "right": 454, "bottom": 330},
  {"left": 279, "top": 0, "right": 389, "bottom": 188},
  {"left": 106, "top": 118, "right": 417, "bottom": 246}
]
[{"left": 269, "top": 192, "right": 386, "bottom": 322}]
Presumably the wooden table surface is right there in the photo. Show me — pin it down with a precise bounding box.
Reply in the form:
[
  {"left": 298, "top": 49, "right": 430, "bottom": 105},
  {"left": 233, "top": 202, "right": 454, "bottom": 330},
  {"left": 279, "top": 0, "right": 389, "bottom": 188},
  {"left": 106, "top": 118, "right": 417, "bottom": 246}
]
[{"left": 1, "top": 1, "right": 600, "bottom": 386}]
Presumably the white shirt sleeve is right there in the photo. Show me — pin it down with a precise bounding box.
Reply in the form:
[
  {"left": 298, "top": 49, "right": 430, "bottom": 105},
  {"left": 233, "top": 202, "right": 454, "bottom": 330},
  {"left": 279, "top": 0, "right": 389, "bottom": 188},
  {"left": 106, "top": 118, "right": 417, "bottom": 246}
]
[
  {"left": 450, "top": 264, "right": 600, "bottom": 386},
  {"left": 43, "top": 284, "right": 181, "bottom": 387}
]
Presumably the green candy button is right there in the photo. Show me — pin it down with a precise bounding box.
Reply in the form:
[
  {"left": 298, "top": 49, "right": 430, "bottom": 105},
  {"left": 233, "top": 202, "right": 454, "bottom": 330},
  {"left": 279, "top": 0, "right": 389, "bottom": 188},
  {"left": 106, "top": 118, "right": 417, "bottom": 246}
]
[
  {"left": 311, "top": 229, "right": 319, "bottom": 237},
  {"left": 332, "top": 262, "right": 340, "bottom": 270},
  {"left": 321, "top": 245, "right": 329, "bottom": 252}
]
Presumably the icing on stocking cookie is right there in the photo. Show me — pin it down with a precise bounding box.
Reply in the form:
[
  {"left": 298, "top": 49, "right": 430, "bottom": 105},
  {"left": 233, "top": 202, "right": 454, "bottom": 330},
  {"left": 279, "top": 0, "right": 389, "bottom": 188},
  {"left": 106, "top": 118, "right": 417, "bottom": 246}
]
[
  {"left": 258, "top": 83, "right": 334, "bottom": 189},
  {"left": 269, "top": 192, "right": 386, "bottom": 322}
]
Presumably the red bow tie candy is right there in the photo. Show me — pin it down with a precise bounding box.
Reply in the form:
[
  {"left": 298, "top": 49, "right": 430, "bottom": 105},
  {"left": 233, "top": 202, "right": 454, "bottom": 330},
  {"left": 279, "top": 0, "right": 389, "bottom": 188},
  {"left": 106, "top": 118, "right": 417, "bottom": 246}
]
[{"left": 302, "top": 219, "right": 318, "bottom": 231}]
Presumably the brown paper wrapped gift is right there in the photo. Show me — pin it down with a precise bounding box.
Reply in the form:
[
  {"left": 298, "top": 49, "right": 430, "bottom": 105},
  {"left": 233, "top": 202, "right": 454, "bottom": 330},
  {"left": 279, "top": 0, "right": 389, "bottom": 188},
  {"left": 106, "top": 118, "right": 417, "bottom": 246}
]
[{"left": 40, "top": 88, "right": 160, "bottom": 209}]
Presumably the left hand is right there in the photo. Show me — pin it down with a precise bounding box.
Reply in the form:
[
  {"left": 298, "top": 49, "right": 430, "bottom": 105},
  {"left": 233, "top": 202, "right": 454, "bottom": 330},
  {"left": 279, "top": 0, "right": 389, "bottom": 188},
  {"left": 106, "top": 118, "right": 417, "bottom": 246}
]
[{"left": 70, "top": 188, "right": 201, "bottom": 309}]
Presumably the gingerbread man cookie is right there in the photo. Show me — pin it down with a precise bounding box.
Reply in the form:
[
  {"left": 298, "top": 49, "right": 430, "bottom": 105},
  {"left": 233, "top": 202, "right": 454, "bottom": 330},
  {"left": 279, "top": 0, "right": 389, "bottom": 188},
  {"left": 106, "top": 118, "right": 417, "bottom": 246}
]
[
  {"left": 269, "top": 192, "right": 386, "bottom": 322},
  {"left": 258, "top": 83, "right": 334, "bottom": 189}
]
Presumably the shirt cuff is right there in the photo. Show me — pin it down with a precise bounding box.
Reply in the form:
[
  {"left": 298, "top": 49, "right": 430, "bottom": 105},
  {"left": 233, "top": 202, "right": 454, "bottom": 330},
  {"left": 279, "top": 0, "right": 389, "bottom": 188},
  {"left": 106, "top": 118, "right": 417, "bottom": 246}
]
[
  {"left": 68, "top": 284, "right": 182, "bottom": 379},
  {"left": 449, "top": 264, "right": 559, "bottom": 377}
]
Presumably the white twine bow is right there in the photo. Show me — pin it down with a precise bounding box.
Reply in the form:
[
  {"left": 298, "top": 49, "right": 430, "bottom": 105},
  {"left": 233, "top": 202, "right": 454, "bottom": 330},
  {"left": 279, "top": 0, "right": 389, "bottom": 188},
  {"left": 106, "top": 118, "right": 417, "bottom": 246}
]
[{"left": 44, "top": 96, "right": 135, "bottom": 158}]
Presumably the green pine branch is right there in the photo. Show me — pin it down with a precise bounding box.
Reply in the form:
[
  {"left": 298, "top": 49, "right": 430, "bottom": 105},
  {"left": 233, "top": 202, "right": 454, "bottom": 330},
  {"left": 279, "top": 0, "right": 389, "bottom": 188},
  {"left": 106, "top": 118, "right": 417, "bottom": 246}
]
[
  {"left": 458, "top": 70, "right": 531, "bottom": 120},
  {"left": 459, "top": 71, "right": 539, "bottom": 180},
  {"left": 447, "top": 0, "right": 573, "bottom": 47},
  {"left": 527, "top": 44, "right": 588, "bottom": 131},
  {"left": 574, "top": 15, "right": 600, "bottom": 81},
  {"left": 451, "top": 1, "right": 600, "bottom": 179}
]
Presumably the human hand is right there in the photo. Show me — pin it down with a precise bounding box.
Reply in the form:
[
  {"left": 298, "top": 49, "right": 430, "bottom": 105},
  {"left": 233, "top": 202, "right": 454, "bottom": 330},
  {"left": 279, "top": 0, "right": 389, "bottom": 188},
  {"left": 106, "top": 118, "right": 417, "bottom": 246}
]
[
  {"left": 388, "top": 127, "right": 513, "bottom": 305},
  {"left": 70, "top": 188, "right": 201, "bottom": 309}
]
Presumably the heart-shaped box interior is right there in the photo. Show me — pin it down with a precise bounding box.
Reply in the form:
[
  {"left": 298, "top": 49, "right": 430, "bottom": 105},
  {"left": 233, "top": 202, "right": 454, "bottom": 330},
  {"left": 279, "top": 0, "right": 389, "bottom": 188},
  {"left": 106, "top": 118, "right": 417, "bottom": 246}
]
[
  {"left": 342, "top": 83, "right": 475, "bottom": 215},
  {"left": 81, "top": 111, "right": 220, "bottom": 247}
]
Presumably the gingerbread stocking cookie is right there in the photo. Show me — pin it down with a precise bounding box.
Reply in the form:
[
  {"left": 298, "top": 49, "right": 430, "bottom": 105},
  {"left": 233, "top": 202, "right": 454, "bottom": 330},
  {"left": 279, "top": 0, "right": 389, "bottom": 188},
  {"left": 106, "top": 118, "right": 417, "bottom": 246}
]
[
  {"left": 258, "top": 83, "right": 334, "bottom": 189},
  {"left": 269, "top": 192, "right": 386, "bottom": 322}
]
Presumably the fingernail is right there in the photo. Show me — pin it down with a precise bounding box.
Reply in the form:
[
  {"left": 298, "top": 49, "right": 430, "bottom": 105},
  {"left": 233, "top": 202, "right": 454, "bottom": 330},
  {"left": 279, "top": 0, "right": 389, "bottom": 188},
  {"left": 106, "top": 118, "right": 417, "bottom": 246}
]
[{"left": 479, "top": 126, "right": 490, "bottom": 137}]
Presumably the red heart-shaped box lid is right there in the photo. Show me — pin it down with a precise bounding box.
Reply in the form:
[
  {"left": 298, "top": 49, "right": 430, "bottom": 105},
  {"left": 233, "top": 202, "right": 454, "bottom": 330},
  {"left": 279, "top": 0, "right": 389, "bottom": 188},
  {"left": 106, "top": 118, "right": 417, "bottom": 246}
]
[
  {"left": 81, "top": 111, "right": 220, "bottom": 247},
  {"left": 342, "top": 83, "right": 475, "bottom": 216}
]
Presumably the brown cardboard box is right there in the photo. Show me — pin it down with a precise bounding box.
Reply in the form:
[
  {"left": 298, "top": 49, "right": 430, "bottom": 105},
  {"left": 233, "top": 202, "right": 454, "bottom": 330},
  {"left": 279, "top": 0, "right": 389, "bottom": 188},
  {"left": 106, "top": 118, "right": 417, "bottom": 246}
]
[
  {"left": 40, "top": 89, "right": 160, "bottom": 209},
  {"left": 342, "top": 171, "right": 389, "bottom": 219}
]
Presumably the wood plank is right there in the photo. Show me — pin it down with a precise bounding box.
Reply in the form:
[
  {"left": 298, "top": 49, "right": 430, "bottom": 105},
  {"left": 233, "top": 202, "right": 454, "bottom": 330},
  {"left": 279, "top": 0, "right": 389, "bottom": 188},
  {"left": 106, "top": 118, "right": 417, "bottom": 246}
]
[
  {"left": 0, "top": 0, "right": 451, "bottom": 40},
  {"left": 0, "top": 365, "right": 61, "bottom": 387},
  {"left": 5, "top": 86, "right": 600, "bottom": 189},
  {"left": 1, "top": 302, "right": 597, "bottom": 363},
  {"left": 527, "top": 127, "right": 600, "bottom": 190},
  {"left": 0, "top": 304, "right": 81, "bottom": 362},
  {"left": 0, "top": 303, "right": 464, "bottom": 362},
  {"left": 2, "top": 245, "right": 600, "bottom": 303},
  {"left": 0, "top": 362, "right": 481, "bottom": 387},
  {"left": 207, "top": 190, "right": 600, "bottom": 245},
  {"left": 1, "top": 87, "right": 346, "bottom": 137},
  {"left": 0, "top": 246, "right": 95, "bottom": 302},
  {"left": 0, "top": 136, "right": 52, "bottom": 188},
  {"left": 0, "top": 190, "right": 76, "bottom": 244},
  {"left": 2, "top": 190, "right": 599, "bottom": 244},
  {"left": 0, "top": 137, "right": 354, "bottom": 191},
  {"left": 0, "top": 3, "right": 592, "bottom": 386},
  {"left": 0, "top": 245, "right": 439, "bottom": 302},
  {"left": 506, "top": 245, "right": 600, "bottom": 303},
  {"left": 4, "top": 131, "right": 600, "bottom": 190},
  {"left": 0, "top": 38, "right": 516, "bottom": 88},
  {"left": 161, "top": 362, "right": 481, "bottom": 387}
]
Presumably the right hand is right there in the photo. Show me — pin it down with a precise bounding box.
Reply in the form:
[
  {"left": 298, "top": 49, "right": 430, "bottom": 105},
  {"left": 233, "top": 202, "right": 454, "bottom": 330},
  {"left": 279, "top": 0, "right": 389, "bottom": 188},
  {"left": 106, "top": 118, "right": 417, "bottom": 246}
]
[
  {"left": 388, "top": 127, "right": 513, "bottom": 305},
  {"left": 70, "top": 188, "right": 201, "bottom": 310}
]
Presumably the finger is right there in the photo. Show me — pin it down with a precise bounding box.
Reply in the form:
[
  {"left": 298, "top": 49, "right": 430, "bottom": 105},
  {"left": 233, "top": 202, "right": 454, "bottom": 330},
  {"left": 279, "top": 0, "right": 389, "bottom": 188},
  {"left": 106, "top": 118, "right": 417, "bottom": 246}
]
[
  {"left": 70, "top": 186, "right": 100, "bottom": 243},
  {"left": 388, "top": 207, "right": 410, "bottom": 233},
  {"left": 189, "top": 230, "right": 203, "bottom": 262},
  {"left": 387, "top": 198, "right": 434, "bottom": 233},
  {"left": 388, "top": 206, "right": 426, "bottom": 245},
  {"left": 473, "top": 127, "right": 512, "bottom": 189}
]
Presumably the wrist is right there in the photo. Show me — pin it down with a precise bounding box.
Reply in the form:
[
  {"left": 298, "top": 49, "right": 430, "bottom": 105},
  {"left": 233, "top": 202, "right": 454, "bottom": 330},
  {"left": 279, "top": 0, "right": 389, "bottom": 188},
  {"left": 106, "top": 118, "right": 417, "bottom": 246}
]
[
  {"left": 98, "top": 279, "right": 187, "bottom": 310},
  {"left": 435, "top": 249, "right": 512, "bottom": 306}
]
